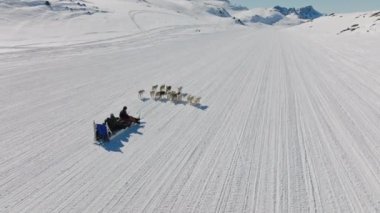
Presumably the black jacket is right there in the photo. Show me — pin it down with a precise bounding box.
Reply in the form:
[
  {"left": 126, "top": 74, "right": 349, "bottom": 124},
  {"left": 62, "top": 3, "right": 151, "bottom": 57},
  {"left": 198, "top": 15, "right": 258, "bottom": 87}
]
[{"left": 119, "top": 109, "right": 129, "bottom": 120}]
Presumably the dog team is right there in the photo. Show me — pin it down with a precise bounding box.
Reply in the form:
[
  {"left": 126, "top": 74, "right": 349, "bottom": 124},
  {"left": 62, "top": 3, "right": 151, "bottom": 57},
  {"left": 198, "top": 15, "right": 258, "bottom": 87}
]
[{"left": 138, "top": 85, "right": 201, "bottom": 105}]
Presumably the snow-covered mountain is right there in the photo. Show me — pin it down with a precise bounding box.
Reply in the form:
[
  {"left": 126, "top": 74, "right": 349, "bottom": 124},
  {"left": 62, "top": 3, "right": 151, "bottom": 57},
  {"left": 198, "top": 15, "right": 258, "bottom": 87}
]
[
  {"left": 0, "top": 0, "right": 245, "bottom": 47},
  {"left": 233, "top": 5, "right": 323, "bottom": 26},
  {"left": 0, "top": 0, "right": 106, "bottom": 20},
  {"left": 292, "top": 10, "right": 380, "bottom": 35},
  {"left": 0, "top": 0, "right": 377, "bottom": 48},
  {"left": 274, "top": 5, "right": 322, "bottom": 20}
]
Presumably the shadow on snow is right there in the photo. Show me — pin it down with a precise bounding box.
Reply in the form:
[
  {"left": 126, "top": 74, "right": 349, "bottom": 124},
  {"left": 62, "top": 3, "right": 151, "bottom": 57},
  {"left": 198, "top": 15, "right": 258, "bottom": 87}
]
[
  {"left": 95, "top": 122, "right": 145, "bottom": 153},
  {"left": 174, "top": 101, "right": 209, "bottom": 111},
  {"left": 140, "top": 97, "right": 150, "bottom": 102},
  {"left": 144, "top": 98, "right": 209, "bottom": 111},
  {"left": 195, "top": 104, "right": 208, "bottom": 111}
]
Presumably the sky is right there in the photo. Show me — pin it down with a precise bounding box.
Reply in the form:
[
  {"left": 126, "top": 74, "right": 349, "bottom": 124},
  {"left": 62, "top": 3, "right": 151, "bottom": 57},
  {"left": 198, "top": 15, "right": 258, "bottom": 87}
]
[{"left": 230, "top": 0, "right": 380, "bottom": 13}]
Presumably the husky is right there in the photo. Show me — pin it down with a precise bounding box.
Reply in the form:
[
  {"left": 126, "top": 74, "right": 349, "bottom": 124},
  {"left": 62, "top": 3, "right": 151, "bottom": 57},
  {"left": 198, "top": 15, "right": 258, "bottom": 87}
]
[
  {"left": 154, "top": 92, "right": 161, "bottom": 100},
  {"left": 192, "top": 97, "right": 201, "bottom": 105},
  {"left": 170, "top": 91, "right": 179, "bottom": 102},
  {"left": 159, "top": 85, "right": 166, "bottom": 91},
  {"left": 155, "top": 91, "right": 166, "bottom": 100},
  {"left": 166, "top": 85, "right": 172, "bottom": 92},
  {"left": 150, "top": 90, "right": 156, "bottom": 98},
  {"left": 187, "top": 95, "right": 194, "bottom": 104},
  {"left": 152, "top": 85, "right": 158, "bottom": 91},
  {"left": 177, "top": 93, "right": 184, "bottom": 102},
  {"left": 138, "top": 90, "right": 145, "bottom": 99},
  {"left": 177, "top": 86, "right": 183, "bottom": 93},
  {"left": 167, "top": 91, "right": 173, "bottom": 101}
]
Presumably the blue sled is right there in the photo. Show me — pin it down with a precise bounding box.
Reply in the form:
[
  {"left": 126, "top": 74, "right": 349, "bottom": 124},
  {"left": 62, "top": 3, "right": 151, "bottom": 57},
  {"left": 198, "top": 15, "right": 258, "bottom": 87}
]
[{"left": 93, "top": 121, "right": 113, "bottom": 143}]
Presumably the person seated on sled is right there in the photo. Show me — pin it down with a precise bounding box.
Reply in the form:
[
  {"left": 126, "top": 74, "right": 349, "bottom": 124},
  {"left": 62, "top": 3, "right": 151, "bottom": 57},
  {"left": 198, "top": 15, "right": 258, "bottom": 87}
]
[
  {"left": 119, "top": 106, "right": 140, "bottom": 125},
  {"left": 105, "top": 113, "right": 128, "bottom": 132}
]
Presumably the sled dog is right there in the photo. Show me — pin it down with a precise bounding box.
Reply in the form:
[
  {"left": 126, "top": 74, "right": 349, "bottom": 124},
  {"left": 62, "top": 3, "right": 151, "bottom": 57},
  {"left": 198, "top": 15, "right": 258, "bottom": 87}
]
[
  {"left": 150, "top": 90, "right": 156, "bottom": 98},
  {"left": 187, "top": 95, "right": 194, "bottom": 104},
  {"left": 170, "top": 91, "right": 178, "bottom": 102},
  {"left": 138, "top": 90, "right": 145, "bottom": 99},
  {"left": 192, "top": 97, "right": 201, "bottom": 105},
  {"left": 155, "top": 91, "right": 166, "bottom": 100}
]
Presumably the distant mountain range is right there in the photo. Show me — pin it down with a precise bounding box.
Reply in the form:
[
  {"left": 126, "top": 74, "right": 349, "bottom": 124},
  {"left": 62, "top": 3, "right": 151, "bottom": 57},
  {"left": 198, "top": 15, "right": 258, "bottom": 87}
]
[
  {"left": 273, "top": 6, "right": 323, "bottom": 20},
  {"left": 232, "top": 5, "right": 323, "bottom": 26},
  {"left": 0, "top": 0, "right": 324, "bottom": 28},
  {"left": 132, "top": 1, "right": 323, "bottom": 26}
]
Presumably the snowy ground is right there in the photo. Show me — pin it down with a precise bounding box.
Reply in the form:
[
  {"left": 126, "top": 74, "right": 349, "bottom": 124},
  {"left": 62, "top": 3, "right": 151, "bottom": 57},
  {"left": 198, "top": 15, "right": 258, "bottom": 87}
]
[{"left": 1, "top": 1, "right": 380, "bottom": 212}]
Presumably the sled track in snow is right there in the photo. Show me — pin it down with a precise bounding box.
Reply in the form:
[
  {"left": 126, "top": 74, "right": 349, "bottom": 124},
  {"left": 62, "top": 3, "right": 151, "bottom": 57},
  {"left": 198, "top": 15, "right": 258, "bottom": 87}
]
[
  {"left": 0, "top": 28, "right": 380, "bottom": 212},
  {"left": 0, "top": 22, "right": 215, "bottom": 60},
  {"left": 128, "top": 10, "right": 195, "bottom": 32}
]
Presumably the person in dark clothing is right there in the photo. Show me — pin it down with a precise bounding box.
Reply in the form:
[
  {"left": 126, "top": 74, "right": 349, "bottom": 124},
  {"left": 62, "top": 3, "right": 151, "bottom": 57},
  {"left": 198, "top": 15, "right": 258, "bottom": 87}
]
[
  {"left": 104, "top": 114, "right": 118, "bottom": 132},
  {"left": 105, "top": 113, "right": 129, "bottom": 132},
  {"left": 119, "top": 106, "right": 140, "bottom": 124}
]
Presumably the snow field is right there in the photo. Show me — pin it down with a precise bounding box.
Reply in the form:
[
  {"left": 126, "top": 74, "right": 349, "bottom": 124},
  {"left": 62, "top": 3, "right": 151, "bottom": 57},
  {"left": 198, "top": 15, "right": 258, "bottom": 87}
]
[{"left": 0, "top": 25, "right": 380, "bottom": 212}]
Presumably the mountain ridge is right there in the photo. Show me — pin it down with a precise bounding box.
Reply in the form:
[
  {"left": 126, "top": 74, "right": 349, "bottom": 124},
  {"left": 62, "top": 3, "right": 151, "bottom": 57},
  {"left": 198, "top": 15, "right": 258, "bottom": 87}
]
[
  {"left": 274, "top": 5, "right": 323, "bottom": 19},
  {"left": 232, "top": 5, "right": 323, "bottom": 25}
]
